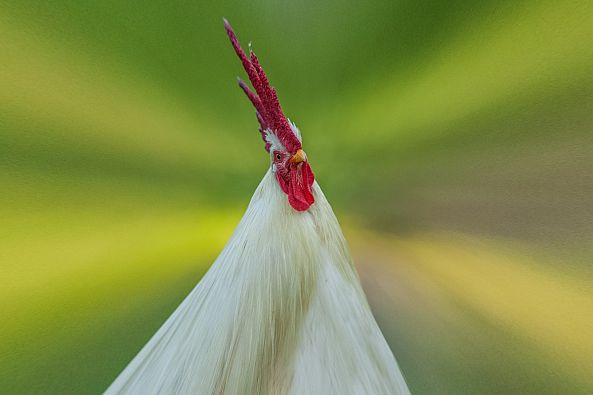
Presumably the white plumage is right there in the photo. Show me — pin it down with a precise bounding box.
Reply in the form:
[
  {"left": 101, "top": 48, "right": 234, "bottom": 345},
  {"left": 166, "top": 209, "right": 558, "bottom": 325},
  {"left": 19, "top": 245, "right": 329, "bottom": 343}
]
[
  {"left": 105, "top": 167, "right": 409, "bottom": 394},
  {"left": 106, "top": 19, "right": 410, "bottom": 394}
]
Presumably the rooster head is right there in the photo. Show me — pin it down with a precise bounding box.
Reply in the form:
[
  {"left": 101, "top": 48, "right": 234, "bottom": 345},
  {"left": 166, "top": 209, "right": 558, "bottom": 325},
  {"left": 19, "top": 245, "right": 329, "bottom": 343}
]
[{"left": 224, "top": 19, "right": 315, "bottom": 212}]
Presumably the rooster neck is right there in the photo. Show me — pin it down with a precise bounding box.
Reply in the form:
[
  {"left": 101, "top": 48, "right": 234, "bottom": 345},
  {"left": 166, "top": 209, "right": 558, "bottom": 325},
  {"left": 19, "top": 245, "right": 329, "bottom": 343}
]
[
  {"left": 106, "top": 168, "right": 409, "bottom": 395},
  {"left": 212, "top": 168, "right": 369, "bottom": 393}
]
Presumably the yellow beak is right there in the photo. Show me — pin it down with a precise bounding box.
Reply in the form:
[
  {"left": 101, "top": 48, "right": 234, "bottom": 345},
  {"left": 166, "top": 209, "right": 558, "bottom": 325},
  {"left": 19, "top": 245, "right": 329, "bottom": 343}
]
[{"left": 289, "top": 149, "right": 307, "bottom": 164}]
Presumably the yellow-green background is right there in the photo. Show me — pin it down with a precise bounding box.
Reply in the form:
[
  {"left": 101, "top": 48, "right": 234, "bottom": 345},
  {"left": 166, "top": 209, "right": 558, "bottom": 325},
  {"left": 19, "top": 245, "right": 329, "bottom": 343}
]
[{"left": 1, "top": 1, "right": 592, "bottom": 393}]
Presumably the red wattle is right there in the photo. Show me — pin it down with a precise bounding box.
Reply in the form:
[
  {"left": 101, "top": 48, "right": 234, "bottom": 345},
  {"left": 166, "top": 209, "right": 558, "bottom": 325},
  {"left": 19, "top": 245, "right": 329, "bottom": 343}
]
[{"left": 286, "top": 162, "right": 315, "bottom": 211}]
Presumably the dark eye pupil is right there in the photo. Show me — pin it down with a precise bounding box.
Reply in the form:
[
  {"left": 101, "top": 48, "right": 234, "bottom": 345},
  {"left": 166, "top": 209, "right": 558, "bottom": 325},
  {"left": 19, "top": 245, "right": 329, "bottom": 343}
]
[{"left": 276, "top": 154, "right": 281, "bottom": 160}]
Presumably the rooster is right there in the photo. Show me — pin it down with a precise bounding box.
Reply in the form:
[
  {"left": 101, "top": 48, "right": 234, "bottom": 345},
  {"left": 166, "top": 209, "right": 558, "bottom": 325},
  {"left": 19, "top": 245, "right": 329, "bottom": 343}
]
[{"left": 105, "top": 19, "right": 410, "bottom": 395}]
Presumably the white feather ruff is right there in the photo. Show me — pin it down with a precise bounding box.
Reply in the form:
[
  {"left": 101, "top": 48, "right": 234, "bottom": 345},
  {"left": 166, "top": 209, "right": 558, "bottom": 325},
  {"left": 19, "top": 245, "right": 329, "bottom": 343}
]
[
  {"left": 105, "top": 169, "right": 409, "bottom": 395},
  {"left": 263, "top": 121, "right": 301, "bottom": 156},
  {"left": 264, "top": 129, "right": 286, "bottom": 153}
]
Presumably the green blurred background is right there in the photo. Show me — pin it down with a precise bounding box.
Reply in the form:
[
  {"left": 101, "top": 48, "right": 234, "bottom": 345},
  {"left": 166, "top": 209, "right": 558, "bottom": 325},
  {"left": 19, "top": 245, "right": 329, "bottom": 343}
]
[{"left": 1, "top": 0, "right": 592, "bottom": 393}]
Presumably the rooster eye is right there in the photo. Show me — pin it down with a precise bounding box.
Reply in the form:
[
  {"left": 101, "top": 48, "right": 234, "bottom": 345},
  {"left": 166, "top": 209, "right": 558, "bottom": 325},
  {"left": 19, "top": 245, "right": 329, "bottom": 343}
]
[{"left": 275, "top": 153, "right": 282, "bottom": 160}]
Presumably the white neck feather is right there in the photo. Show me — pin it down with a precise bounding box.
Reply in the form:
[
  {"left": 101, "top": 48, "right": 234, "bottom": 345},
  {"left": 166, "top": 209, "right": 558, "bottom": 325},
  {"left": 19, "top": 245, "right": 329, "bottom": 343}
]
[{"left": 106, "top": 169, "right": 409, "bottom": 395}]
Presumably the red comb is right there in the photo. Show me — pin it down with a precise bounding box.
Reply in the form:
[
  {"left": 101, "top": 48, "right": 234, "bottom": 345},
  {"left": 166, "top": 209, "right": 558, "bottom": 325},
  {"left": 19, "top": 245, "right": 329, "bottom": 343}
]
[{"left": 224, "top": 19, "right": 302, "bottom": 154}]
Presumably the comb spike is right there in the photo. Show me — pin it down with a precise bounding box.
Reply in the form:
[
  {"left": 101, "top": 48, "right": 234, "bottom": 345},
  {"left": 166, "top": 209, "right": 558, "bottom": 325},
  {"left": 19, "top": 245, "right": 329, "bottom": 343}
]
[
  {"left": 238, "top": 78, "right": 266, "bottom": 125},
  {"left": 224, "top": 20, "right": 263, "bottom": 99},
  {"left": 249, "top": 50, "right": 274, "bottom": 125},
  {"left": 224, "top": 19, "right": 302, "bottom": 153}
]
